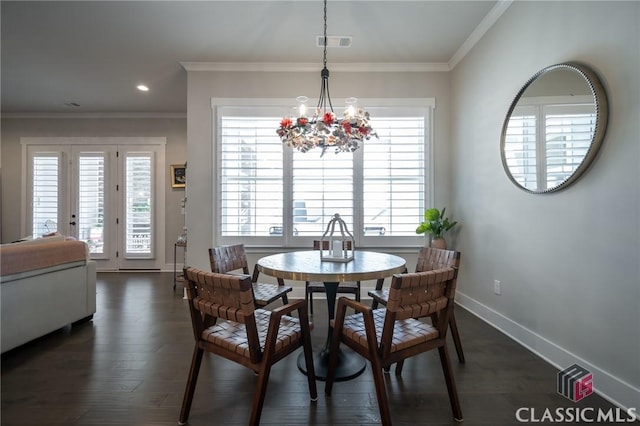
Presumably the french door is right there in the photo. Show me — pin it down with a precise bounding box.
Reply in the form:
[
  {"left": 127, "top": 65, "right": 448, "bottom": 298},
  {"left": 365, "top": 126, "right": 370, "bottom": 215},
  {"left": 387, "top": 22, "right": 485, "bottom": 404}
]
[{"left": 23, "top": 137, "right": 166, "bottom": 270}]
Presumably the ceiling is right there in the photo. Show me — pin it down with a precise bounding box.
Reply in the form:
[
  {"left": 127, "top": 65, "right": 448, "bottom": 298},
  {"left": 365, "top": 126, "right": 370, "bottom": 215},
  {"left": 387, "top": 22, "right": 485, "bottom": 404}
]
[{"left": 1, "top": 1, "right": 502, "bottom": 115}]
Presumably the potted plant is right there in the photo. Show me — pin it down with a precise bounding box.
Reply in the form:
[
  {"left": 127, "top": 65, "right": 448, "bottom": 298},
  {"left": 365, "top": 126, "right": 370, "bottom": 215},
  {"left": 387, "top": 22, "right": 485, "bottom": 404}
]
[{"left": 415, "top": 207, "right": 458, "bottom": 249}]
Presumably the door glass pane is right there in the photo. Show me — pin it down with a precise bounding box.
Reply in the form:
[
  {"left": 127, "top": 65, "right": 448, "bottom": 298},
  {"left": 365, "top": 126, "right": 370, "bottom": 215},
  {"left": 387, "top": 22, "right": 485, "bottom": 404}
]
[
  {"left": 32, "top": 155, "right": 59, "bottom": 237},
  {"left": 78, "top": 154, "right": 105, "bottom": 254},
  {"left": 125, "top": 154, "right": 152, "bottom": 256}
]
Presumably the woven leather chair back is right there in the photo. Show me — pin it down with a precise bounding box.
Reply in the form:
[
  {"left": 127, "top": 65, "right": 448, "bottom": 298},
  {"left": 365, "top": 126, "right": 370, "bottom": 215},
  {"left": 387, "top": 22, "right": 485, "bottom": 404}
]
[
  {"left": 415, "top": 246, "right": 460, "bottom": 273},
  {"left": 208, "top": 244, "right": 250, "bottom": 275},
  {"left": 184, "top": 267, "right": 255, "bottom": 324},
  {"left": 385, "top": 267, "right": 457, "bottom": 322}
]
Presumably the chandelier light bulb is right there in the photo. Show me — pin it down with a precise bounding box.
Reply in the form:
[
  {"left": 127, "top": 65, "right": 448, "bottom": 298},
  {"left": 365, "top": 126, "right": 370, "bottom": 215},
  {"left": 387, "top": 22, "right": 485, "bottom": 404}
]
[
  {"left": 297, "top": 96, "right": 308, "bottom": 117},
  {"left": 345, "top": 97, "right": 358, "bottom": 118}
]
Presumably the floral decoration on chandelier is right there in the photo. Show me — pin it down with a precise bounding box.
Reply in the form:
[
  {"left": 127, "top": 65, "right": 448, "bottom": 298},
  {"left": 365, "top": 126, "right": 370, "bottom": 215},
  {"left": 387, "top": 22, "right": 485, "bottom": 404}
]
[{"left": 277, "top": 108, "right": 378, "bottom": 155}]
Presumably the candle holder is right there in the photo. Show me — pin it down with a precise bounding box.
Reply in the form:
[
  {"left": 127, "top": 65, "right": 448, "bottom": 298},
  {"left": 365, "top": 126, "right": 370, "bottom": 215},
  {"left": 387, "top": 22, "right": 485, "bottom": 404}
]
[{"left": 320, "top": 213, "right": 355, "bottom": 263}]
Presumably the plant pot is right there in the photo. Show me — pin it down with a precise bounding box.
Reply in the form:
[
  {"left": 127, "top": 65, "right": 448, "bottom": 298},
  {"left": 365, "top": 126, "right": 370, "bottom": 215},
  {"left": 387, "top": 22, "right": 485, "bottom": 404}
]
[{"left": 431, "top": 237, "right": 447, "bottom": 249}]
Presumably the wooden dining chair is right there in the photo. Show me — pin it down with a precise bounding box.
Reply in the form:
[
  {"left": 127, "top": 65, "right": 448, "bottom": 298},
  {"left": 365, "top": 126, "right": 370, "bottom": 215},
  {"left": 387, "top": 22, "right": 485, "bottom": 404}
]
[
  {"left": 179, "top": 267, "right": 317, "bottom": 426},
  {"left": 325, "top": 267, "right": 463, "bottom": 425},
  {"left": 368, "top": 246, "right": 465, "bottom": 363},
  {"left": 209, "top": 244, "right": 292, "bottom": 308},
  {"left": 305, "top": 240, "right": 360, "bottom": 315}
]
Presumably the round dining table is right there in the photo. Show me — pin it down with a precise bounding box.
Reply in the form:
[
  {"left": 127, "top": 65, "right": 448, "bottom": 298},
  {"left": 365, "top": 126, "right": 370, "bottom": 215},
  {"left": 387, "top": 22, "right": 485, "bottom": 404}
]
[{"left": 256, "top": 250, "right": 406, "bottom": 381}]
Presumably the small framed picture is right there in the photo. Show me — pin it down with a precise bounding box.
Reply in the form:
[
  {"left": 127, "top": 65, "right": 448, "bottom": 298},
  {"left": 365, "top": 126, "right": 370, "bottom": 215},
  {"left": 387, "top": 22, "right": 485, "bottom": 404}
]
[{"left": 171, "top": 164, "right": 186, "bottom": 188}]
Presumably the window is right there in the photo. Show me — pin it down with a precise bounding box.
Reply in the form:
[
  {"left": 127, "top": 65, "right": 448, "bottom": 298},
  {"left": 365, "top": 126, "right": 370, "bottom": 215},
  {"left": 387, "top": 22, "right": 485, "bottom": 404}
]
[
  {"left": 544, "top": 104, "right": 596, "bottom": 188},
  {"left": 214, "top": 99, "right": 433, "bottom": 247},
  {"left": 504, "top": 100, "right": 596, "bottom": 192},
  {"left": 78, "top": 154, "right": 105, "bottom": 254},
  {"left": 125, "top": 153, "right": 153, "bottom": 257},
  {"left": 503, "top": 105, "right": 538, "bottom": 191},
  {"left": 32, "top": 153, "right": 60, "bottom": 237}
]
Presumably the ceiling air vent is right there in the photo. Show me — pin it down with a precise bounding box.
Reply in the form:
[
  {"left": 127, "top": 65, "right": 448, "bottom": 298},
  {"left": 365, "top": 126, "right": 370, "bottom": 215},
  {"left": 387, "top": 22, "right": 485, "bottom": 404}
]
[{"left": 316, "top": 35, "right": 352, "bottom": 48}]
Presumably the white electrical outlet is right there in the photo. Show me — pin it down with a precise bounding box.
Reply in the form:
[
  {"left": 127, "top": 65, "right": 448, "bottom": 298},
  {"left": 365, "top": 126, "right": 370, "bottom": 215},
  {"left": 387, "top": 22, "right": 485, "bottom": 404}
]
[{"left": 494, "top": 280, "right": 501, "bottom": 295}]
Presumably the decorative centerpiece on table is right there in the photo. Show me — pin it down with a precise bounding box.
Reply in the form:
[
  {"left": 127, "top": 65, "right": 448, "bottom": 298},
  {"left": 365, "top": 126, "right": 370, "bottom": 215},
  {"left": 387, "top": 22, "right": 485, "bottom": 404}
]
[
  {"left": 320, "top": 213, "right": 355, "bottom": 262},
  {"left": 415, "top": 207, "right": 458, "bottom": 249}
]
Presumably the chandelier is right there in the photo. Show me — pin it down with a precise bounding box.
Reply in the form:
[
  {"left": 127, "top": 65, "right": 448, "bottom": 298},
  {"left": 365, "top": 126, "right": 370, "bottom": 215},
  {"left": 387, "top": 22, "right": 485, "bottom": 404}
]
[{"left": 276, "top": 0, "right": 377, "bottom": 155}]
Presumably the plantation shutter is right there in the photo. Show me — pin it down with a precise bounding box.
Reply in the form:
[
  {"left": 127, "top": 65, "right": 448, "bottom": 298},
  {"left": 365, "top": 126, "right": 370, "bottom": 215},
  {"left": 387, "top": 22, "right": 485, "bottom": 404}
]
[
  {"left": 292, "top": 151, "right": 353, "bottom": 236},
  {"left": 363, "top": 116, "right": 425, "bottom": 237},
  {"left": 219, "top": 115, "right": 284, "bottom": 237},
  {"left": 125, "top": 153, "right": 153, "bottom": 257},
  {"left": 503, "top": 105, "right": 538, "bottom": 191},
  {"left": 78, "top": 154, "right": 106, "bottom": 254},
  {"left": 215, "top": 99, "right": 432, "bottom": 247},
  {"left": 32, "top": 154, "right": 60, "bottom": 237},
  {"left": 544, "top": 104, "right": 596, "bottom": 189}
]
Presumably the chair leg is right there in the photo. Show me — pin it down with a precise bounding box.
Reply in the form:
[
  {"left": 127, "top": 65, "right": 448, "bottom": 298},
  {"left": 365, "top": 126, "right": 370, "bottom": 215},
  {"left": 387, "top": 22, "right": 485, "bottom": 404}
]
[
  {"left": 394, "top": 360, "right": 405, "bottom": 375},
  {"left": 250, "top": 363, "right": 273, "bottom": 426},
  {"left": 179, "top": 346, "right": 204, "bottom": 425},
  {"left": 282, "top": 293, "right": 289, "bottom": 305},
  {"left": 371, "top": 278, "right": 384, "bottom": 309},
  {"left": 367, "top": 329, "right": 392, "bottom": 425},
  {"left": 449, "top": 311, "right": 465, "bottom": 363},
  {"left": 438, "top": 345, "right": 463, "bottom": 422}
]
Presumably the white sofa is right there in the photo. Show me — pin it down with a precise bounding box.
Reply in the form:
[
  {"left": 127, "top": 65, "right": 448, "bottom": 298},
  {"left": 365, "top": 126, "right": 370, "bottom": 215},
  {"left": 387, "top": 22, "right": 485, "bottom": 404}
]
[{"left": 0, "top": 237, "right": 96, "bottom": 353}]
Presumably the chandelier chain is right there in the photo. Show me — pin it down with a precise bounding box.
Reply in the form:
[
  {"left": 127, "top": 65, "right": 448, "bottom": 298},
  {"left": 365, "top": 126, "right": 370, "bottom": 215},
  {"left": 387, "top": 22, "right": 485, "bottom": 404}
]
[
  {"left": 323, "top": 0, "right": 328, "bottom": 70},
  {"left": 319, "top": 0, "right": 332, "bottom": 112}
]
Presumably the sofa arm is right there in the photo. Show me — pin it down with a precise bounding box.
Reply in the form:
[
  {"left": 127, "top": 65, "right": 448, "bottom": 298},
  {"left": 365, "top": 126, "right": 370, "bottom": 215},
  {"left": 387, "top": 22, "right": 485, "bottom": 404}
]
[{"left": 1, "top": 240, "right": 88, "bottom": 276}]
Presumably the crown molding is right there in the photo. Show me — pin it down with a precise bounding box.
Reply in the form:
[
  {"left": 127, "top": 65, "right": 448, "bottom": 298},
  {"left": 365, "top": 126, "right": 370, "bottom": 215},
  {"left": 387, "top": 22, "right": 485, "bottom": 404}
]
[
  {"left": 1, "top": 112, "right": 186, "bottom": 119},
  {"left": 448, "top": 0, "right": 513, "bottom": 70},
  {"left": 180, "top": 61, "right": 450, "bottom": 73},
  {"left": 180, "top": 1, "right": 513, "bottom": 75}
]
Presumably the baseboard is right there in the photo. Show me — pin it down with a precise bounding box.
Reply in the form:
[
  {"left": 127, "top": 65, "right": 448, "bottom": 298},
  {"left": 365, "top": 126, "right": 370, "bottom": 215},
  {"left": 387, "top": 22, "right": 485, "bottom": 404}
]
[{"left": 455, "top": 291, "right": 640, "bottom": 416}]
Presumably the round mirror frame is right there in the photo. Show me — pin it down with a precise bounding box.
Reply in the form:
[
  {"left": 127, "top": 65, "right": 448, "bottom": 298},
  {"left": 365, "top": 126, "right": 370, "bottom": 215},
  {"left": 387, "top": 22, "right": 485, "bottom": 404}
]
[{"left": 500, "top": 62, "right": 608, "bottom": 194}]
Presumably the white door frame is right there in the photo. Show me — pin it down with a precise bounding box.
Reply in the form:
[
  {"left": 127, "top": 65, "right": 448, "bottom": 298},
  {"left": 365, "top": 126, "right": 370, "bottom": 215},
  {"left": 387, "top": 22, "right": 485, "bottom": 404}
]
[{"left": 21, "top": 137, "right": 166, "bottom": 271}]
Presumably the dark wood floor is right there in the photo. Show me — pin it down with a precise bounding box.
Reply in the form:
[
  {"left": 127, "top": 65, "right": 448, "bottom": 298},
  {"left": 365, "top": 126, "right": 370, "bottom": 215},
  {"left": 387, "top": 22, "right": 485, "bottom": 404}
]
[{"left": 1, "top": 272, "right": 623, "bottom": 425}]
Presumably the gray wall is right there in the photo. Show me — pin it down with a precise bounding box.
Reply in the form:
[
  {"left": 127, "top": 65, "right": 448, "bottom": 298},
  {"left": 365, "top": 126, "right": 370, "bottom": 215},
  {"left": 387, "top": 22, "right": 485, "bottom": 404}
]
[
  {"left": 0, "top": 117, "right": 187, "bottom": 266},
  {"left": 451, "top": 1, "right": 639, "bottom": 410}
]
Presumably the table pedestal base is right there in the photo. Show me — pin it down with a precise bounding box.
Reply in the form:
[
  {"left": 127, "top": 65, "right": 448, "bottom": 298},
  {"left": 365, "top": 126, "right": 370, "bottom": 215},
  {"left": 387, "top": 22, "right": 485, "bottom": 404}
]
[{"left": 297, "top": 347, "right": 366, "bottom": 382}]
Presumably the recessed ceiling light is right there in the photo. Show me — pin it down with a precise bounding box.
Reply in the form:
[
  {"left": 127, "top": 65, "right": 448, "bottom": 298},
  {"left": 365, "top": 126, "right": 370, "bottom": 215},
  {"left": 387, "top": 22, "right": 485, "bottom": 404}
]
[{"left": 137, "top": 84, "right": 149, "bottom": 92}]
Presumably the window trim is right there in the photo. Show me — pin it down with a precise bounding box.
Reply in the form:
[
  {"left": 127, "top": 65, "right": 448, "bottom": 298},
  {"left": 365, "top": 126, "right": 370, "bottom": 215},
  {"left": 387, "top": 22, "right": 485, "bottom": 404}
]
[{"left": 212, "top": 97, "right": 435, "bottom": 249}]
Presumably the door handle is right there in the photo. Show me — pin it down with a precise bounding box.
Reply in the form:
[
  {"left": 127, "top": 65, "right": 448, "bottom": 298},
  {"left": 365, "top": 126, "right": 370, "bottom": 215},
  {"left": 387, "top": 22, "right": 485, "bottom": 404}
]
[{"left": 69, "top": 221, "right": 76, "bottom": 226}]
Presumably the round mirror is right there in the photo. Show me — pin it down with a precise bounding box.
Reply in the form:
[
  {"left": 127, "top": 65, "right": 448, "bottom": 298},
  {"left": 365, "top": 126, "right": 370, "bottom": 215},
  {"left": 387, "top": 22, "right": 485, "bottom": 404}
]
[{"left": 500, "top": 63, "right": 608, "bottom": 194}]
